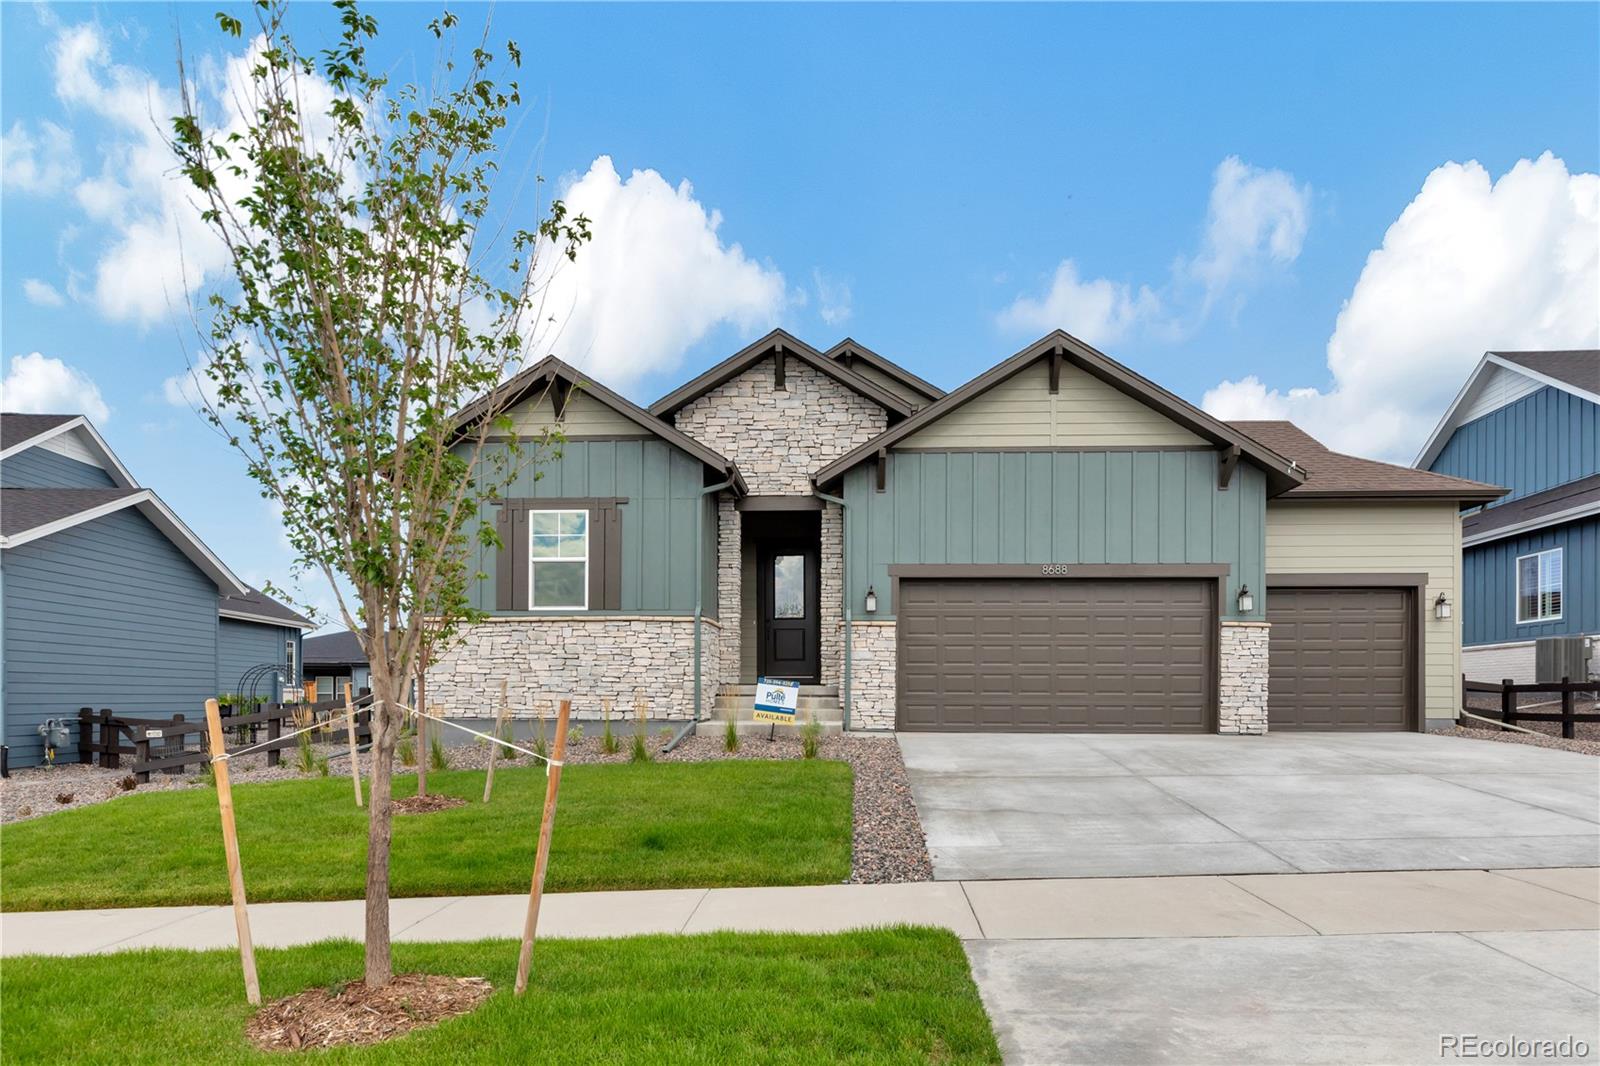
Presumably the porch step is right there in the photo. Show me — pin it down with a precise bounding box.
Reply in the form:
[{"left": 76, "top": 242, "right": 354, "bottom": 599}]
[
  {"left": 719, "top": 684, "right": 839, "bottom": 697},
  {"left": 696, "top": 718, "right": 845, "bottom": 738},
  {"left": 712, "top": 687, "right": 842, "bottom": 722}
]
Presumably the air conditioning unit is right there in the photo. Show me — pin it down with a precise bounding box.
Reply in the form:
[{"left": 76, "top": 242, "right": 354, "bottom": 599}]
[{"left": 1534, "top": 636, "right": 1590, "bottom": 683}]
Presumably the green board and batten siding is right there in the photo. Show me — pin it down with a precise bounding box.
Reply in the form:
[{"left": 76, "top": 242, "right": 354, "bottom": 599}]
[
  {"left": 460, "top": 438, "right": 719, "bottom": 616},
  {"left": 842, "top": 449, "right": 1266, "bottom": 620}
]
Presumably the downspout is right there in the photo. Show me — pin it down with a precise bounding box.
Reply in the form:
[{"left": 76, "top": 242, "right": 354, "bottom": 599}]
[
  {"left": 812, "top": 485, "right": 851, "bottom": 731},
  {"left": 671, "top": 467, "right": 737, "bottom": 753}
]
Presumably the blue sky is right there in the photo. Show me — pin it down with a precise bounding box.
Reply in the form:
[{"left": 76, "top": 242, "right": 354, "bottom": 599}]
[{"left": 3, "top": 2, "right": 1597, "bottom": 624}]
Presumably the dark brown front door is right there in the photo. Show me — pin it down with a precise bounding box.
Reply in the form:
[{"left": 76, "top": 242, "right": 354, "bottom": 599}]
[
  {"left": 1268, "top": 586, "right": 1413, "bottom": 730},
  {"left": 896, "top": 578, "right": 1215, "bottom": 732},
  {"left": 758, "top": 541, "right": 820, "bottom": 682}
]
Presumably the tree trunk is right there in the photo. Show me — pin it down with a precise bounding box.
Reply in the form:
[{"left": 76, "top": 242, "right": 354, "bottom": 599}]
[{"left": 363, "top": 664, "right": 401, "bottom": 988}]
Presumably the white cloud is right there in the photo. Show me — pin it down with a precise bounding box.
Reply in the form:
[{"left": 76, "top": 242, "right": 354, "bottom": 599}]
[
  {"left": 995, "top": 260, "right": 1161, "bottom": 346},
  {"left": 998, "top": 157, "right": 1309, "bottom": 341},
  {"left": 161, "top": 366, "right": 221, "bottom": 410},
  {"left": 22, "top": 279, "right": 66, "bottom": 307},
  {"left": 529, "top": 156, "right": 787, "bottom": 388},
  {"left": 1204, "top": 152, "right": 1599, "bottom": 461},
  {"left": 1, "top": 352, "right": 111, "bottom": 422},
  {"left": 1184, "top": 156, "right": 1311, "bottom": 307},
  {"left": 1, "top": 119, "right": 79, "bottom": 194},
  {"left": 814, "top": 270, "right": 853, "bottom": 327}
]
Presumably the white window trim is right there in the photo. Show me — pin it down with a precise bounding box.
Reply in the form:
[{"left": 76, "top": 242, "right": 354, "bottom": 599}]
[
  {"left": 285, "top": 639, "right": 298, "bottom": 684},
  {"left": 1515, "top": 547, "right": 1563, "bottom": 625},
  {"left": 528, "top": 508, "right": 589, "bottom": 611}
]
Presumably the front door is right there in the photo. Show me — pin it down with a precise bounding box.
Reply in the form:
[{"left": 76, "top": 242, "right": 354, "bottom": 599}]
[{"left": 757, "top": 540, "right": 820, "bottom": 682}]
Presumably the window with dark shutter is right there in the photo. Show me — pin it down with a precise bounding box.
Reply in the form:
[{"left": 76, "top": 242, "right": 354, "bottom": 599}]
[{"left": 496, "top": 497, "right": 626, "bottom": 612}]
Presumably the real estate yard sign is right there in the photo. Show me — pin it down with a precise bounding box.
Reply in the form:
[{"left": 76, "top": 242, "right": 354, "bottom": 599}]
[{"left": 752, "top": 678, "right": 801, "bottom": 725}]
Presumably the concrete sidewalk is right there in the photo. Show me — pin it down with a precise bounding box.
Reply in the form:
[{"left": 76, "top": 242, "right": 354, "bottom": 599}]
[{"left": 3, "top": 866, "right": 1595, "bottom": 957}]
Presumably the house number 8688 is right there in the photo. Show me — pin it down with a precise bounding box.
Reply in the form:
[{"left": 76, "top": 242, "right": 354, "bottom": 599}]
[{"left": 1041, "top": 564, "right": 1070, "bottom": 576}]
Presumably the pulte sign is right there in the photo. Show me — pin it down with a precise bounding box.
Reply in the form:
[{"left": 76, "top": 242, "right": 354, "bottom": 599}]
[{"left": 752, "top": 678, "right": 801, "bottom": 725}]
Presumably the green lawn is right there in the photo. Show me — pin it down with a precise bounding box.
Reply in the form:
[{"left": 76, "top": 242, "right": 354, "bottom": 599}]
[
  {"left": 1, "top": 761, "right": 853, "bottom": 912},
  {"left": 1, "top": 928, "right": 1001, "bottom": 1064}
]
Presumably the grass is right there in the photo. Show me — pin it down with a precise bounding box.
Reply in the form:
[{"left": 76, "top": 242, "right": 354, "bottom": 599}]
[
  {"left": 1, "top": 761, "right": 853, "bottom": 912},
  {"left": 0, "top": 928, "right": 1000, "bottom": 1065}
]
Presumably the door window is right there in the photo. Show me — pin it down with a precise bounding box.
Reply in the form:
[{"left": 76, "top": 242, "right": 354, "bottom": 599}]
[{"left": 773, "top": 555, "right": 805, "bottom": 618}]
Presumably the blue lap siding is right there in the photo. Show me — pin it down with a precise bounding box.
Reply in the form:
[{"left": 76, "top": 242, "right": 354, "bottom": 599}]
[
  {"left": 0, "top": 448, "right": 116, "bottom": 489},
  {"left": 1462, "top": 516, "right": 1600, "bottom": 647},
  {"left": 1, "top": 508, "right": 220, "bottom": 766},
  {"left": 218, "top": 618, "right": 301, "bottom": 701}
]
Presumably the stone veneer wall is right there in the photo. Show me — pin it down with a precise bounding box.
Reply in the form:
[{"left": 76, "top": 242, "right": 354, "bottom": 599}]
[
  {"left": 819, "top": 502, "right": 843, "bottom": 686},
  {"left": 843, "top": 621, "right": 897, "bottom": 730},
  {"left": 717, "top": 496, "right": 742, "bottom": 685},
  {"left": 426, "top": 616, "right": 718, "bottom": 720},
  {"left": 1218, "top": 621, "right": 1269, "bottom": 735},
  {"left": 675, "top": 358, "right": 888, "bottom": 494}
]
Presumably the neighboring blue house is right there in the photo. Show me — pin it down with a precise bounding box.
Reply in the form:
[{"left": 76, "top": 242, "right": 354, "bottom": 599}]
[
  {"left": 0, "top": 413, "right": 312, "bottom": 769},
  {"left": 1416, "top": 351, "right": 1600, "bottom": 682}
]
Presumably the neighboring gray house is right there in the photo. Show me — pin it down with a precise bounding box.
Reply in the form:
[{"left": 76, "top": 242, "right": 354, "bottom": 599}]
[
  {"left": 0, "top": 413, "right": 312, "bottom": 768},
  {"left": 303, "top": 629, "right": 371, "bottom": 700},
  {"left": 426, "top": 329, "right": 1500, "bottom": 734}
]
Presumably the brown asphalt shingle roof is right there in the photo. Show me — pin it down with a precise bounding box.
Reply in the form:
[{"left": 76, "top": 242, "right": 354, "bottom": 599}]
[
  {"left": 0, "top": 487, "right": 143, "bottom": 538},
  {"left": 1, "top": 413, "right": 77, "bottom": 451},
  {"left": 1230, "top": 421, "right": 1505, "bottom": 501},
  {"left": 1493, "top": 350, "right": 1599, "bottom": 395},
  {"left": 304, "top": 629, "right": 369, "bottom": 666},
  {"left": 221, "top": 586, "right": 314, "bottom": 627},
  {"left": 1462, "top": 473, "right": 1600, "bottom": 540}
]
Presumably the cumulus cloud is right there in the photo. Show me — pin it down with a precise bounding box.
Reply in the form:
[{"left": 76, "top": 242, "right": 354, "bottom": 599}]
[
  {"left": 1, "top": 119, "right": 79, "bottom": 194},
  {"left": 1203, "top": 153, "right": 1599, "bottom": 461},
  {"left": 813, "top": 270, "right": 853, "bottom": 327},
  {"left": 999, "top": 156, "right": 1310, "bottom": 342},
  {"left": 528, "top": 156, "right": 788, "bottom": 388},
  {"left": 996, "top": 260, "right": 1161, "bottom": 346},
  {"left": 22, "top": 279, "right": 66, "bottom": 307},
  {"left": 1, "top": 352, "right": 111, "bottom": 422}
]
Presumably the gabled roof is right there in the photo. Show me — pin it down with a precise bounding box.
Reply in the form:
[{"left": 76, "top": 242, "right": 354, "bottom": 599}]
[
  {"left": 455, "top": 354, "right": 747, "bottom": 495},
  {"left": 221, "top": 586, "right": 315, "bottom": 630},
  {"left": 304, "top": 629, "right": 368, "bottom": 666},
  {"left": 649, "top": 329, "right": 916, "bottom": 421},
  {"left": 823, "top": 338, "right": 945, "bottom": 405},
  {"left": 1413, "top": 350, "right": 1600, "bottom": 469},
  {"left": 0, "top": 413, "right": 138, "bottom": 488},
  {"left": 0, "top": 487, "right": 250, "bottom": 595},
  {"left": 1462, "top": 472, "right": 1600, "bottom": 547},
  {"left": 1233, "top": 421, "right": 1505, "bottom": 502},
  {"left": 813, "top": 331, "right": 1309, "bottom": 495}
]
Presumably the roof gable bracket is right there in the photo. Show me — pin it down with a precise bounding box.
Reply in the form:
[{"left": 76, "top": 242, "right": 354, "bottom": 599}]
[
  {"left": 1218, "top": 445, "right": 1241, "bottom": 490},
  {"left": 774, "top": 344, "right": 787, "bottom": 390},
  {"left": 1048, "top": 345, "right": 1063, "bottom": 394},
  {"left": 875, "top": 448, "right": 887, "bottom": 492},
  {"left": 549, "top": 375, "right": 573, "bottom": 420}
]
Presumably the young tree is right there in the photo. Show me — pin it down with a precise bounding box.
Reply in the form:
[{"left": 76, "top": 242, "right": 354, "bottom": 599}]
[{"left": 171, "top": 0, "right": 588, "bottom": 987}]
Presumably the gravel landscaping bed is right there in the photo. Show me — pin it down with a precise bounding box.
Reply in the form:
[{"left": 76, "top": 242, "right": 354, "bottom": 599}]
[
  {"left": 1443, "top": 724, "right": 1600, "bottom": 757},
  {"left": 0, "top": 730, "right": 934, "bottom": 884}
]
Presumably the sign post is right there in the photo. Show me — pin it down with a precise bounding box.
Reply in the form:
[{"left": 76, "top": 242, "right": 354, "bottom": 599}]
[{"left": 752, "top": 678, "right": 801, "bottom": 742}]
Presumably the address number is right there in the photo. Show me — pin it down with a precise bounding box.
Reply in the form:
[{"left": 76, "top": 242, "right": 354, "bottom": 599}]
[{"left": 1041, "top": 564, "right": 1070, "bottom": 576}]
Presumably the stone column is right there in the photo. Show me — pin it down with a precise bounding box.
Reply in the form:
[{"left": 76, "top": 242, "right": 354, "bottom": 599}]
[
  {"left": 717, "top": 496, "right": 742, "bottom": 686},
  {"left": 819, "top": 501, "right": 843, "bottom": 686},
  {"left": 1218, "top": 621, "right": 1269, "bottom": 734}
]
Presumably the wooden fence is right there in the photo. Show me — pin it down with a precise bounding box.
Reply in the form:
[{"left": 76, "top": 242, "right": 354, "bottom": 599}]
[
  {"left": 1461, "top": 677, "right": 1600, "bottom": 740},
  {"left": 78, "top": 701, "right": 373, "bottom": 783}
]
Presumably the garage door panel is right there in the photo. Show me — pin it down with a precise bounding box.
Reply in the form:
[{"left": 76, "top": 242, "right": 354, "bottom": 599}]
[
  {"left": 1269, "top": 586, "right": 1411, "bottom": 731},
  {"left": 896, "top": 578, "right": 1214, "bottom": 732}
]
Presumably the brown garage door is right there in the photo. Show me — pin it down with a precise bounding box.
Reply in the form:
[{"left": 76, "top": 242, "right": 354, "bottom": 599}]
[
  {"left": 896, "top": 579, "right": 1214, "bottom": 732},
  {"left": 1268, "top": 587, "right": 1412, "bottom": 730}
]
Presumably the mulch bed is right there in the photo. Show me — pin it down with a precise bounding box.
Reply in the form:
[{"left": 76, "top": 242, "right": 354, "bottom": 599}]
[
  {"left": 391, "top": 794, "right": 467, "bottom": 815},
  {"left": 245, "top": 973, "right": 492, "bottom": 1051}
]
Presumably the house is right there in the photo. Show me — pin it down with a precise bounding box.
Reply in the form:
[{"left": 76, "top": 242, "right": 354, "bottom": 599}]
[
  {"left": 1415, "top": 350, "right": 1600, "bottom": 683},
  {"left": 424, "top": 329, "right": 1502, "bottom": 734},
  {"left": 0, "top": 413, "right": 313, "bottom": 768},
  {"left": 302, "top": 630, "right": 371, "bottom": 700}
]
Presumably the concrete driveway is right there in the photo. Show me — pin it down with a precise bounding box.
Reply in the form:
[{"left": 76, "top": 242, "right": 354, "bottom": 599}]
[{"left": 899, "top": 732, "right": 1600, "bottom": 879}]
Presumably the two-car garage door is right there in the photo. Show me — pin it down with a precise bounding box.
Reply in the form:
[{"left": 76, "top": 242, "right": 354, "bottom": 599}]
[{"left": 896, "top": 579, "right": 1214, "bottom": 732}]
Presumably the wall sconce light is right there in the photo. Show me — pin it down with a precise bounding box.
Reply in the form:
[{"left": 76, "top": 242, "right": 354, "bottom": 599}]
[
  {"left": 1434, "top": 593, "right": 1451, "bottom": 621},
  {"left": 1236, "top": 585, "right": 1254, "bottom": 615},
  {"left": 864, "top": 585, "right": 879, "bottom": 614}
]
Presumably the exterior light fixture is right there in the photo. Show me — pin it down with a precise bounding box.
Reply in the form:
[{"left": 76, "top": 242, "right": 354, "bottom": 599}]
[
  {"left": 864, "top": 585, "right": 879, "bottom": 614},
  {"left": 1434, "top": 593, "right": 1451, "bottom": 621},
  {"left": 1236, "top": 585, "right": 1254, "bottom": 615}
]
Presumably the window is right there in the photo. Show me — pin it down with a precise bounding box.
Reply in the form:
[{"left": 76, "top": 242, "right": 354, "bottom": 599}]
[
  {"left": 529, "top": 510, "right": 588, "bottom": 609},
  {"left": 773, "top": 555, "right": 806, "bottom": 618},
  {"left": 316, "top": 675, "right": 335, "bottom": 701},
  {"left": 1516, "top": 547, "right": 1563, "bottom": 624},
  {"left": 284, "top": 638, "right": 297, "bottom": 684}
]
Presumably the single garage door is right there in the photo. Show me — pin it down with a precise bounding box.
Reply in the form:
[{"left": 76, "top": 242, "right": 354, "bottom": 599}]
[
  {"left": 896, "top": 579, "right": 1214, "bottom": 732},
  {"left": 1268, "top": 586, "right": 1412, "bottom": 730}
]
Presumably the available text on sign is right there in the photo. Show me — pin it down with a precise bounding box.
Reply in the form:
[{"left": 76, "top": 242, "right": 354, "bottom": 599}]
[{"left": 752, "top": 678, "right": 801, "bottom": 725}]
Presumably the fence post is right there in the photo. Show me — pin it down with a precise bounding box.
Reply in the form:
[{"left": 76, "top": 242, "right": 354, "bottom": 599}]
[
  {"left": 1500, "top": 679, "right": 1516, "bottom": 732},
  {"left": 266, "top": 712, "right": 281, "bottom": 768},
  {"left": 134, "top": 729, "right": 151, "bottom": 784},
  {"left": 79, "top": 709, "right": 93, "bottom": 764},
  {"left": 1561, "top": 677, "right": 1574, "bottom": 740},
  {"left": 100, "top": 709, "right": 117, "bottom": 768}
]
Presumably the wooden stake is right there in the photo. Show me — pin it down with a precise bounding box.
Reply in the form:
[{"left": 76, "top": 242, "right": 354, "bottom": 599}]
[
  {"left": 204, "top": 697, "right": 260, "bottom": 1005},
  {"left": 416, "top": 661, "right": 428, "bottom": 797},
  {"left": 484, "top": 679, "right": 510, "bottom": 803},
  {"left": 514, "top": 697, "right": 571, "bottom": 996},
  {"left": 343, "top": 683, "right": 363, "bottom": 808}
]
